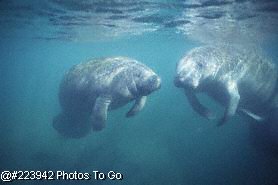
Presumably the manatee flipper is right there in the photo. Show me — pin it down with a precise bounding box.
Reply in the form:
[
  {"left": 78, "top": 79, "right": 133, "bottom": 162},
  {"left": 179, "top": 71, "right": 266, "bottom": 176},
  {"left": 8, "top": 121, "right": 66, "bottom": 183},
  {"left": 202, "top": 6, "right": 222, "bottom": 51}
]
[
  {"left": 185, "top": 89, "right": 215, "bottom": 120},
  {"left": 239, "top": 109, "right": 265, "bottom": 122},
  {"left": 126, "top": 96, "right": 147, "bottom": 117},
  {"left": 91, "top": 96, "right": 111, "bottom": 131},
  {"left": 218, "top": 81, "right": 240, "bottom": 126}
]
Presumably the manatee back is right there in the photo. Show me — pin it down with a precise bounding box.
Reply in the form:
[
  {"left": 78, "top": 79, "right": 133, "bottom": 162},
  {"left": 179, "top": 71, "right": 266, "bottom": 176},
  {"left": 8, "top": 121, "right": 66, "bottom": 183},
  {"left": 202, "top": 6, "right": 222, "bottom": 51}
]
[
  {"left": 235, "top": 48, "right": 277, "bottom": 105},
  {"left": 58, "top": 57, "right": 151, "bottom": 112},
  {"left": 71, "top": 57, "right": 150, "bottom": 88},
  {"left": 195, "top": 45, "right": 277, "bottom": 113},
  {"left": 203, "top": 45, "right": 278, "bottom": 104}
]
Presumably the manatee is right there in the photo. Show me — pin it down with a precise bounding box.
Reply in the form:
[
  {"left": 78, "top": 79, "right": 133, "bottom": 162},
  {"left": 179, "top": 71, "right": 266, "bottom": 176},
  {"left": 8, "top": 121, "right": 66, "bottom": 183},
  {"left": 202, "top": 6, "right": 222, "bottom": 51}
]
[
  {"left": 174, "top": 45, "right": 278, "bottom": 126},
  {"left": 53, "top": 57, "right": 161, "bottom": 138}
]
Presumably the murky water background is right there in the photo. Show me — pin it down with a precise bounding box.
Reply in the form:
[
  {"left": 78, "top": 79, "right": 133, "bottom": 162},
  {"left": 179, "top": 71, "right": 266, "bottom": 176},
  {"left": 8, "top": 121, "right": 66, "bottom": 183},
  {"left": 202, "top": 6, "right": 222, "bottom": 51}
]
[{"left": 1, "top": 1, "right": 278, "bottom": 184}]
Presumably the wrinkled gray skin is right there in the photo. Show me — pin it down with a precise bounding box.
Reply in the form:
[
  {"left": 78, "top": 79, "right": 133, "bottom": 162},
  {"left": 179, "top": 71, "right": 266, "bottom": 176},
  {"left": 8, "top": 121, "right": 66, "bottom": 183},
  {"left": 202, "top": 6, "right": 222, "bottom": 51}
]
[
  {"left": 53, "top": 57, "right": 161, "bottom": 138},
  {"left": 174, "top": 45, "right": 278, "bottom": 126}
]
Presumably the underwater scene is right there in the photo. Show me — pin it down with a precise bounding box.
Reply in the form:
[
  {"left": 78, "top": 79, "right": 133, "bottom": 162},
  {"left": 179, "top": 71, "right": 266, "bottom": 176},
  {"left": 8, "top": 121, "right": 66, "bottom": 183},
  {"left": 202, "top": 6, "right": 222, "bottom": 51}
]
[{"left": 1, "top": 0, "right": 278, "bottom": 185}]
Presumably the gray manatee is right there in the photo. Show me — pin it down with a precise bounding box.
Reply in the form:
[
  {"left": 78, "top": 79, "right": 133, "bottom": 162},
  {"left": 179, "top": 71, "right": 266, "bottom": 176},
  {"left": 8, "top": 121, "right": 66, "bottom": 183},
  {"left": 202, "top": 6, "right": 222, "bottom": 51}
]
[
  {"left": 53, "top": 57, "right": 161, "bottom": 138},
  {"left": 174, "top": 45, "right": 278, "bottom": 126}
]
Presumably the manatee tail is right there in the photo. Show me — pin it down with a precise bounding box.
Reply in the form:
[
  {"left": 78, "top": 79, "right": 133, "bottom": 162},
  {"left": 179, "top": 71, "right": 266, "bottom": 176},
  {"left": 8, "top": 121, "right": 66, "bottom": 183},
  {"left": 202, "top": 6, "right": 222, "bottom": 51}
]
[{"left": 53, "top": 113, "right": 92, "bottom": 139}]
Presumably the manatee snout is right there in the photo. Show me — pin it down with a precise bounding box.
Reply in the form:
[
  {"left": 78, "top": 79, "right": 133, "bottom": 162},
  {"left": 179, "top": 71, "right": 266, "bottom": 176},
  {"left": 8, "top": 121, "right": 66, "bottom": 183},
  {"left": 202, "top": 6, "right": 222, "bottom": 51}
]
[
  {"left": 174, "top": 75, "right": 198, "bottom": 90},
  {"left": 152, "top": 75, "right": 161, "bottom": 90},
  {"left": 139, "top": 75, "right": 161, "bottom": 96}
]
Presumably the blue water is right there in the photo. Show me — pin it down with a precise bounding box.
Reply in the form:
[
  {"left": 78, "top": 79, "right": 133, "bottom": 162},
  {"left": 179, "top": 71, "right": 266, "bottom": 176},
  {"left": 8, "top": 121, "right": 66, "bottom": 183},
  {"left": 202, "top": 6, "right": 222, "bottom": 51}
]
[{"left": 1, "top": 1, "right": 278, "bottom": 185}]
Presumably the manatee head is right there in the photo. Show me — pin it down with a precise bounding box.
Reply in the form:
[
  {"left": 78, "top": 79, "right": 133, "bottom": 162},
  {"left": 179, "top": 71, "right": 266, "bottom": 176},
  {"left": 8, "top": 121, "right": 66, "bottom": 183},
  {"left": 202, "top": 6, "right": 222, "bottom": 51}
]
[
  {"left": 135, "top": 70, "right": 161, "bottom": 96},
  {"left": 174, "top": 49, "right": 211, "bottom": 90}
]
